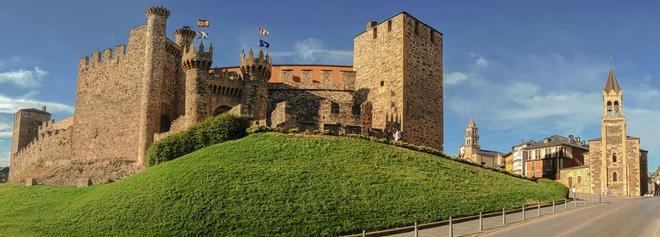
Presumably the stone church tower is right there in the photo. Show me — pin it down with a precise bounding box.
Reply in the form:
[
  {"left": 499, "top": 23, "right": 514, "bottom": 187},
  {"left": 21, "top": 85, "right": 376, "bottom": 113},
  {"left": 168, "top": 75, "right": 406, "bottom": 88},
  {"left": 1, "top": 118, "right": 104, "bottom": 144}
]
[
  {"left": 589, "top": 69, "right": 648, "bottom": 196},
  {"left": 463, "top": 119, "right": 480, "bottom": 163}
]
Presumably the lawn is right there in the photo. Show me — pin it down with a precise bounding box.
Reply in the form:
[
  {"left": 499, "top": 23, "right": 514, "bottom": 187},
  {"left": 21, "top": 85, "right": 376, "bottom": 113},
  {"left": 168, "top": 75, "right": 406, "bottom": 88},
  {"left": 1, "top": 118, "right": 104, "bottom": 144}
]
[{"left": 0, "top": 133, "right": 567, "bottom": 236}]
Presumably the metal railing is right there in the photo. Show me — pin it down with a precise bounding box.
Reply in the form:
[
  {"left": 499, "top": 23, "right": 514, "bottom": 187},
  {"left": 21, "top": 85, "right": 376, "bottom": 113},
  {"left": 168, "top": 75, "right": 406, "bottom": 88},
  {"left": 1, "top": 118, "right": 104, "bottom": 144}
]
[{"left": 344, "top": 193, "right": 605, "bottom": 237}]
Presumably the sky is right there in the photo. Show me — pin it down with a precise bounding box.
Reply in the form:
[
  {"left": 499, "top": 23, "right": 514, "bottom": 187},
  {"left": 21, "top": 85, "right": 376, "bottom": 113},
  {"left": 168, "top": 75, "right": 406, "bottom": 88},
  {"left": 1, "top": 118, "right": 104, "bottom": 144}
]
[{"left": 0, "top": 0, "right": 658, "bottom": 173}]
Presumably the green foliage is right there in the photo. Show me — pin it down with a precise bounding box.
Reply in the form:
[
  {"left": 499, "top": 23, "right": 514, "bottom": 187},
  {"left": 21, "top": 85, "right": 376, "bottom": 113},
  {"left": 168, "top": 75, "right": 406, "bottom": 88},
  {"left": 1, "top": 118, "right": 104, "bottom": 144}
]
[
  {"left": 0, "top": 133, "right": 566, "bottom": 237},
  {"left": 146, "top": 114, "right": 248, "bottom": 167}
]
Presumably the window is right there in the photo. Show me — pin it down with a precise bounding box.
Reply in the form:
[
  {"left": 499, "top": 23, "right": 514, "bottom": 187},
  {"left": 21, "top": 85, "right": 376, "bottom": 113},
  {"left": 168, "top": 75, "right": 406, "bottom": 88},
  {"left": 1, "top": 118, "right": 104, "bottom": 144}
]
[
  {"left": 352, "top": 104, "right": 361, "bottom": 115},
  {"left": 613, "top": 172, "right": 618, "bottom": 182},
  {"left": 577, "top": 176, "right": 581, "bottom": 184},
  {"left": 607, "top": 101, "right": 613, "bottom": 116},
  {"left": 414, "top": 21, "right": 419, "bottom": 35},
  {"left": 331, "top": 102, "right": 340, "bottom": 114},
  {"left": 613, "top": 101, "right": 620, "bottom": 115},
  {"left": 387, "top": 20, "right": 392, "bottom": 32},
  {"left": 613, "top": 153, "right": 617, "bottom": 163},
  {"left": 380, "top": 81, "right": 385, "bottom": 87},
  {"left": 373, "top": 26, "right": 378, "bottom": 39}
]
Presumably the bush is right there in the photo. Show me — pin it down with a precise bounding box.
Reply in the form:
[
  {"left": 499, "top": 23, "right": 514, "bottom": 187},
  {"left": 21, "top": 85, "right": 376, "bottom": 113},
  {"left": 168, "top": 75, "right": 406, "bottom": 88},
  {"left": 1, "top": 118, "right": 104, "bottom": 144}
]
[{"left": 146, "top": 114, "right": 249, "bottom": 167}]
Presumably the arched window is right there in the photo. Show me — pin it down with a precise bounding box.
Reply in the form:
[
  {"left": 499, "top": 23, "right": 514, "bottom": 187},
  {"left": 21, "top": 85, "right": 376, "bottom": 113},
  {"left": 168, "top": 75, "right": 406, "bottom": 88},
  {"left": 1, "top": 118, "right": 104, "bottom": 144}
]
[
  {"left": 612, "top": 153, "right": 617, "bottom": 163},
  {"left": 613, "top": 101, "right": 620, "bottom": 115},
  {"left": 612, "top": 172, "right": 618, "bottom": 182},
  {"left": 607, "top": 101, "right": 613, "bottom": 116}
]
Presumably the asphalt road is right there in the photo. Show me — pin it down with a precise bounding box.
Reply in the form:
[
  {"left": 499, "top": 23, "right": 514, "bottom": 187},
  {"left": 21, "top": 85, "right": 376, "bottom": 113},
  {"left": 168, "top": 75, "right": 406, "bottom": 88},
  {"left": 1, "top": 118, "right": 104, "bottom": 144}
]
[{"left": 482, "top": 197, "right": 660, "bottom": 237}]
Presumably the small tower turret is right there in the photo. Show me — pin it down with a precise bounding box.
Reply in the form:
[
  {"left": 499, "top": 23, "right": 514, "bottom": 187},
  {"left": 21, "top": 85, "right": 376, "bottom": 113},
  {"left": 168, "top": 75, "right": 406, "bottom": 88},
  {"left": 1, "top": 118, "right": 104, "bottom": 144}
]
[
  {"left": 182, "top": 41, "right": 213, "bottom": 127},
  {"left": 173, "top": 26, "right": 196, "bottom": 49},
  {"left": 239, "top": 48, "right": 271, "bottom": 125}
]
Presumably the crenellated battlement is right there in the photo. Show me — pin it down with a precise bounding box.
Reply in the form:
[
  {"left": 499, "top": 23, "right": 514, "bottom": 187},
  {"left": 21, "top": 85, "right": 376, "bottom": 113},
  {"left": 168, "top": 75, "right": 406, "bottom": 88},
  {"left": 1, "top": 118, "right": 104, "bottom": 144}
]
[
  {"left": 79, "top": 44, "right": 128, "bottom": 69},
  {"left": 240, "top": 48, "right": 271, "bottom": 81},
  {"left": 145, "top": 6, "right": 170, "bottom": 18},
  {"left": 15, "top": 124, "right": 72, "bottom": 157},
  {"left": 182, "top": 41, "right": 213, "bottom": 70}
]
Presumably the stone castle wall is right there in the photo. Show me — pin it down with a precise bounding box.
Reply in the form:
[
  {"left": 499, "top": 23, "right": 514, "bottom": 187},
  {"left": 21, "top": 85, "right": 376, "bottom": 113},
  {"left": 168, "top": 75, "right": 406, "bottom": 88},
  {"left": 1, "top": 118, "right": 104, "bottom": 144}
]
[
  {"left": 401, "top": 14, "right": 443, "bottom": 151},
  {"left": 72, "top": 26, "right": 147, "bottom": 164},
  {"left": 10, "top": 123, "right": 73, "bottom": 183},
  {"left": 354, "top": 15, "right": 405, "bottom": 134}
]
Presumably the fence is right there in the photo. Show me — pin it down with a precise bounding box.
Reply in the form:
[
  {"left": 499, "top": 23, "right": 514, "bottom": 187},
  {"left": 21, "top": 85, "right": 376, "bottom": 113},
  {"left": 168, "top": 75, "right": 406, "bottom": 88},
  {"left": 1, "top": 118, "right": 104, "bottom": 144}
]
[{"left": 344, "top": 193, "right": 606, "bottom": 237}]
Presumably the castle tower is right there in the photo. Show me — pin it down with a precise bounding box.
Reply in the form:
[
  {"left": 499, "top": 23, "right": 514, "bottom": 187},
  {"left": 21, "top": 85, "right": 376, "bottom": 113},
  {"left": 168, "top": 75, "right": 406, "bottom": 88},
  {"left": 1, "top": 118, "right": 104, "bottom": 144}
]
[
  {"left": 173, "top": 26, "right": 196, "bottom": 48},
  {"left": 137, "top": 6, "right": 170, "bottom": 164},
  {"left": 598, "top": 69, "right": 630, "bottom": 195},
  {"left": 354, "top": 12, "right": 444, "bottom": 151},
  {"left": 10, "top": 107, "right": 51, "bottom": 157},
  {"left": 463, "top": 118, "right": 481, "bottom": 163},
  {"left": 239, "top": 48, "right": 271, "bottom": 125},
  {"left": 182, "top": 41, "right": 213, "bottom": 126}
]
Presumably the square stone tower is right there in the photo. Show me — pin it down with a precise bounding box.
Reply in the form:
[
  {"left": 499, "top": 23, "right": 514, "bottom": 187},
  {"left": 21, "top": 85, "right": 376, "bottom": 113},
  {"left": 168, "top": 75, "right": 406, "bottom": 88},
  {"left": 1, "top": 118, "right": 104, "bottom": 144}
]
[
  {"left": 10, "top": 107, "right": 51, "bottom": 157},
  {"left": 354, "top": 12, "right": 444, "bottom": 151}
]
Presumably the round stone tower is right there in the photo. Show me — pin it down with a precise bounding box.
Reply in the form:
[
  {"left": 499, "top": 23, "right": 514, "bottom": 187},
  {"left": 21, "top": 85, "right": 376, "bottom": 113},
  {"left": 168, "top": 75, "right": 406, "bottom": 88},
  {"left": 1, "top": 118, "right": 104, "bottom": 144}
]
[
  {"left": 239, "top": 48, "right": 271, "bottom": 126},
  {"left": 182, "top": 41, "right": 213, "bottom": 127},
  {"left": 137, "top": 6, "right": 170, "bottom": 165}
]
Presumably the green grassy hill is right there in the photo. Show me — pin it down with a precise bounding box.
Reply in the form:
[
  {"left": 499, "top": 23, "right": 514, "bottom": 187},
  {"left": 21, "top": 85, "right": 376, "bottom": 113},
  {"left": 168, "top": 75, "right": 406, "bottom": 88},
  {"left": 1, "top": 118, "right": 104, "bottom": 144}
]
[{"left": 0, "top": 133, "right": 566, "bottom": 236}]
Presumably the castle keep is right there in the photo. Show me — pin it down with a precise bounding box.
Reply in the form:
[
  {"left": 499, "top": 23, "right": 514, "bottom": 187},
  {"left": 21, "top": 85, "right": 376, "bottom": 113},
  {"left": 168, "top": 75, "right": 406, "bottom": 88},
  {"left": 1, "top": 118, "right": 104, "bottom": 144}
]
[{"left": 9, "top": 7, "right": 444, "bottom": 185}]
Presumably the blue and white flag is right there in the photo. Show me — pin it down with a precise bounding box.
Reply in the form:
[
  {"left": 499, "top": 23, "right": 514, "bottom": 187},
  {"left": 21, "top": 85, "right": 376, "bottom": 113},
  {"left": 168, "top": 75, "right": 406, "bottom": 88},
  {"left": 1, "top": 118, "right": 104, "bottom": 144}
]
[
  {"left": 197, "top": 31, "right": 208, "bottom": 39},
  {"left": 259, "top": 39, "right": 270, "bottom": 48}
]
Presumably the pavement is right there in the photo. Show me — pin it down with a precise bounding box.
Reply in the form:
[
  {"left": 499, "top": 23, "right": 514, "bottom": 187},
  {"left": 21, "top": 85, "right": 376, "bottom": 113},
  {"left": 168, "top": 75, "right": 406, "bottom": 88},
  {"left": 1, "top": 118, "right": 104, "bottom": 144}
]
[
  {"left": 383, "top": 196, "right": 659, "bottom": 237},
  {"left": 481, "top": 196, "right": 660, "bottom": 237}
]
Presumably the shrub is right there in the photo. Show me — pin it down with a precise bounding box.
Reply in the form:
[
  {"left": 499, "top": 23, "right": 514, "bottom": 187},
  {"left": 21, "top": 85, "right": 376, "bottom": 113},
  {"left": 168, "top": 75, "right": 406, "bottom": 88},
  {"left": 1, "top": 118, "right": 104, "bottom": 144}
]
[
  {"left": 246, "top": 125, "right": 272, "bottom": 134},
  {"left": 146, "top": 114, "right": 249, "bottom": 167}
]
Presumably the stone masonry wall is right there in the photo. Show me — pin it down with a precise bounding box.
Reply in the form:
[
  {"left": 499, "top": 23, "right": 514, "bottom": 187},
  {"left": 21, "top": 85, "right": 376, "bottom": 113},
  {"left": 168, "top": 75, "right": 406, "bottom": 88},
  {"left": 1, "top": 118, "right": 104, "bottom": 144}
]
[
  {"left": 268, "top": 89, "right": 360, "bottom": 131},
  {"left": 71, "top": 26, "right": 147, "bottom": 164},
  {"left": 10, "top": 125, "right": 73, "bottom": 183},
  {"left": 354, "top": 15, "right": 405, "bottom": 133},
  {"left": 402, "top": 14, "right": 444, "bottom": 151}
]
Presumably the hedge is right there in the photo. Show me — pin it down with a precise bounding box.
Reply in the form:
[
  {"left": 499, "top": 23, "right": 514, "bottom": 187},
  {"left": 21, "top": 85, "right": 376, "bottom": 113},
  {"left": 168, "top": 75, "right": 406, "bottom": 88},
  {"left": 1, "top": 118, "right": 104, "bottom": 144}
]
[{"left": 146, "top": 114, "right": 249, "bottom": 167}]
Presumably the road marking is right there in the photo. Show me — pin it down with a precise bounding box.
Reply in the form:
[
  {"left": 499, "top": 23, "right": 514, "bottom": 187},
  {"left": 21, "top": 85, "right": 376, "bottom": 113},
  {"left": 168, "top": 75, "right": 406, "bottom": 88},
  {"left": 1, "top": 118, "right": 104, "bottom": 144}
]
[{"left": 558, "top": 200, "right": 635, "bottom": 236}]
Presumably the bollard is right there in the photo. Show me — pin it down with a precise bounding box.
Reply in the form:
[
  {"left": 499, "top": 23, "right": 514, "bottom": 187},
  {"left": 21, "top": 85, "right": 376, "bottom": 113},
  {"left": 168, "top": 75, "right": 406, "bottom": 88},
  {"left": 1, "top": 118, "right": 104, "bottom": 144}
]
[
  {"left": 449, "top": 216, "right": 453, "bottom": 237},
  {"left": 479, "top": 212, "right": 483, "bottom": 231},
  {"left": 565, "top": 199, "right": 568, "bottom": 211},
  {"left": 502, "top": 208, "right": 506, "bottom": 225},
  {"left": 537, "top": 203, "right": 541, "bottom": 217},
  {"left": 522, "top": 204, "right": 526, "bottom": 220},
  {"left": 574, "top": 199, "right": 577, "bottom": 208},
  {"left": 362, "top": 230, "right": 365, "bottom": 237},
  {"left": 599, "top": 194, "right": 601, "bottom": 203},
  {"left": 552, "top": 200, "right": 555, "bottom": 213},
  {"left": 414, "top": 222, "right": 418, "bottom": 237}
]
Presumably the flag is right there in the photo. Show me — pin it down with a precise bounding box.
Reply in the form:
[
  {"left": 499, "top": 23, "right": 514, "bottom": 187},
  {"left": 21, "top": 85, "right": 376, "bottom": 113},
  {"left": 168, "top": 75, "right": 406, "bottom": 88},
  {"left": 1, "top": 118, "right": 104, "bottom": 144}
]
[
  {"left": 258, "top": 27, "right": 270, "bottom": 36},
  {"left": 259, "top": 39, "right": 270, "bottom": 48},
  {"left": 197, "top": 19, "right": 209, "bottom": 28},
  {"left": 197, "top": 31, "right": 208, "bottom": 39}
]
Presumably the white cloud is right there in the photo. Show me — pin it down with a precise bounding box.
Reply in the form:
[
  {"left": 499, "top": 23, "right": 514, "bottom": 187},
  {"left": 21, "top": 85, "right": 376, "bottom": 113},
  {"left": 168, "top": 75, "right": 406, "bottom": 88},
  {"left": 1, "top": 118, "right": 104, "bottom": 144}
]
[
  {"left": 469, "top": 53, "right": 489, "bottom": 67},
  {"left": 0, "top": 67, "right": 46, "bottom": 88},
  {"left": 0, "top": 151, "right": 8, "bottom": 167},
  {"left": 0, "top": 94, "right": 73, "bottom": 114},
  {"left": 271, "top": 38, "right": 353, "bottom": 65},
  {"left": 0, "top": 119, "right": 11, "bottom": 138},
  {"left": 445, "top": 72, "right": 468, "bottom": 86}
]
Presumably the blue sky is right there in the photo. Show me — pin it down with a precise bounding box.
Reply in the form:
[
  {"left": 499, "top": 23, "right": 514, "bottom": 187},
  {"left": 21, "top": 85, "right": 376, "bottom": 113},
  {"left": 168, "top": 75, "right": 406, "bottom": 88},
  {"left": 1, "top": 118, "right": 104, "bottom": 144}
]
[{"left": 0, "top": 0, "right": 658, "bottom": 173}]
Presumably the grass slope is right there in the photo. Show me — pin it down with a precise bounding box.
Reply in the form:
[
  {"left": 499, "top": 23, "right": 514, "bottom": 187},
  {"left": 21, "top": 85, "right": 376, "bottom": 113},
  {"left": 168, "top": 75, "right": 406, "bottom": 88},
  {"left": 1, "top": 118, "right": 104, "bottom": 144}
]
[{"left": 0, "top": 133, "right": 567, "bottom": 236}]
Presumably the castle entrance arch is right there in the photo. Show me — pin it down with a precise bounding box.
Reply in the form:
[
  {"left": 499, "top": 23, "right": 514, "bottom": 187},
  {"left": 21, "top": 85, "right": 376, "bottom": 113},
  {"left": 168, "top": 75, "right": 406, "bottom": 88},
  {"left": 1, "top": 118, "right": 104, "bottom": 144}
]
[{"left": 213, "top": 105, "right": 232, "bottom": 116}]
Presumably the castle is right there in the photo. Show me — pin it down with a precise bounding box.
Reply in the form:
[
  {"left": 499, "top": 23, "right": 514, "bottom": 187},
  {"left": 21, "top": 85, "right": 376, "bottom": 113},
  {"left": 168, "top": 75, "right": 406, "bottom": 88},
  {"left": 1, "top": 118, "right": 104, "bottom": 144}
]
[{"left": 9, "top": 7, "right": 444, "bottom": 185}]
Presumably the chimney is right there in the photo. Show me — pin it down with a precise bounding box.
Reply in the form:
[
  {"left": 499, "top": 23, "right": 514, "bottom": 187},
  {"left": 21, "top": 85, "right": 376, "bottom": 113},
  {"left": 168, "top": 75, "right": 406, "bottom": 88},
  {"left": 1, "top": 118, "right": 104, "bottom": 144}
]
[{"left": 42, "top": 106, "right": 47, "bottom": 112}]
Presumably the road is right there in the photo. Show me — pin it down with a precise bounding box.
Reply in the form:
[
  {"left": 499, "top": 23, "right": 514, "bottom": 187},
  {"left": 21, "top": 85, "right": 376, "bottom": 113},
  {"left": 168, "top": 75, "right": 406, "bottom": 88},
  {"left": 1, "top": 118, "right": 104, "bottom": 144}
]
[{"left": 482, "top": 197, "right": 660, "bottom": 237}]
